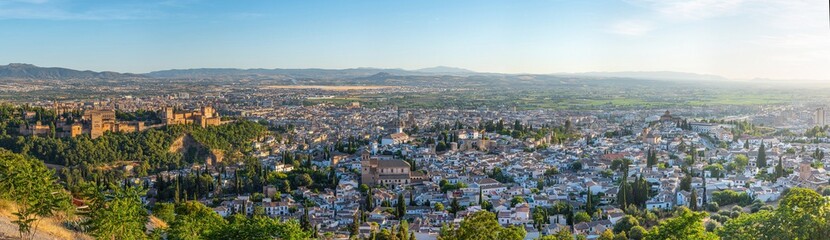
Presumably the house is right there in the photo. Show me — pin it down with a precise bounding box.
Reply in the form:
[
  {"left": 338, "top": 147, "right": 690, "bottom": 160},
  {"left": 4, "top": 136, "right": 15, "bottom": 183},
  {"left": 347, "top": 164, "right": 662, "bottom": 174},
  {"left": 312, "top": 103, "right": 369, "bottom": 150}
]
[
  {"left": 498, "top": 210, "right": 512, "bottom": 225},
  {"left": 382, "top": 133, "right": 410, "bottom": 146},
  {"left": 213, "top": 206, "right": 230, "bottom": 217}
]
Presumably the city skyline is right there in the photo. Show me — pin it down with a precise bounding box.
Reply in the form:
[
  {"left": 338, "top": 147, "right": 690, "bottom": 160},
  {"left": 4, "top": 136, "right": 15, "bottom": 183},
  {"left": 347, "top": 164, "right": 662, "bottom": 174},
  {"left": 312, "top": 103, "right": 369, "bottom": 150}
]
[{"left": 1, "top": 0, "right": 828, "bottom": 80}]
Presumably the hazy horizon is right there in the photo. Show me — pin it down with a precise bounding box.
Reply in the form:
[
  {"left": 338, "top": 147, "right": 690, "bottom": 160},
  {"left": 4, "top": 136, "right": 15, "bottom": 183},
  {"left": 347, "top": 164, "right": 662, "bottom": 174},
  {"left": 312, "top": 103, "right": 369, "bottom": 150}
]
[{"left": 1, "top": 0, "right": 828, "bottom": 80}]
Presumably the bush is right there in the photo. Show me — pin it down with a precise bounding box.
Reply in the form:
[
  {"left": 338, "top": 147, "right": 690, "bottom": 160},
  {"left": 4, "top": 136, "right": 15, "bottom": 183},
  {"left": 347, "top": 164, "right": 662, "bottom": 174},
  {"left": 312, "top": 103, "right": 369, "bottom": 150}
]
[
  {"left": 628, "top": 226, "right": 646, "bottom": 240},
  {"left": 712, "top": 190, "right": 752, "bottom": 206},
  {"left": 704, "top": 220, "right": 721, "bottom": 232},
  {"left": 731, "top": 205, "right": 743, "bottom": 212},
  {"left": 706, "top": 202, "right": 719, "bottom": 212}
]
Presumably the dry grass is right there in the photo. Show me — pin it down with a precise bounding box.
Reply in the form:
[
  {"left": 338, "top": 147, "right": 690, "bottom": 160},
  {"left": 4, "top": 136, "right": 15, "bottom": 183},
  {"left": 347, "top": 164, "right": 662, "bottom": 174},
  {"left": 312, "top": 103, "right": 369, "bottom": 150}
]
[
  {"left": 148, "top": 216, "right": 168, "bottom": 230},
  {"left": 263, "top": 85, "right": 397, "bottom": 91},
  {"left": 0, "top": 200, "right": 91, "bottom": 240}
]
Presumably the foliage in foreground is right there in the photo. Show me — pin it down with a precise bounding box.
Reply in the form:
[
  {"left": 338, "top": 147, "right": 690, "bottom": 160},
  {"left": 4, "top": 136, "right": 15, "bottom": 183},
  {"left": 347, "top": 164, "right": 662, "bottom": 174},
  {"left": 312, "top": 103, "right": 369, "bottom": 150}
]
[
  {"left": 438, "top": 211, "right": 526, "bottom": 240},
  {"left": 0, "top": 149, "right": 71, "bottom": 240}
]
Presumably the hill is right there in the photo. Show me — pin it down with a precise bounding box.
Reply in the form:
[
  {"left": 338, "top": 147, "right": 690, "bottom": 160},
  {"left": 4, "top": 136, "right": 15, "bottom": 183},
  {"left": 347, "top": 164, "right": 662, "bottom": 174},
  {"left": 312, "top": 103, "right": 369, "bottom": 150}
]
[
  {"left": 145, "top": 67, "right": 414, "bottom": 79},
  {"left": 0, "top": 63, "right": 145, "bottom": 80},
  {"left": 415, "top": 66, "right": 475, "bottom": 74}
]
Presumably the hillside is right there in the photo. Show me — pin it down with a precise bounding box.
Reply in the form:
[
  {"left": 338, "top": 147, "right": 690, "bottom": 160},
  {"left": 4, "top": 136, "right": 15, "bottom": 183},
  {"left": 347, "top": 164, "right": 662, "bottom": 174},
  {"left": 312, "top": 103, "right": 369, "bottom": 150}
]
[
  {"left": 0, "top": 63, "right": 145, "bottom": 80},
  {"left": 168, "top": 134, "right": 224, "bottom": 165},
  {"left": 0, "top": 201, "right": 91, "bottom": 240}
]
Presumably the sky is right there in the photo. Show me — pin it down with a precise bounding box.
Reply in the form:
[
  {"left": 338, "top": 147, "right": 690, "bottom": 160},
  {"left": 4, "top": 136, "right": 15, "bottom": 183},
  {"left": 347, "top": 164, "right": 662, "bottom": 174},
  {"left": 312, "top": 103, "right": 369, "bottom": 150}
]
[{"left": 0, "top": 0, "right": 828, "bottom": 80}]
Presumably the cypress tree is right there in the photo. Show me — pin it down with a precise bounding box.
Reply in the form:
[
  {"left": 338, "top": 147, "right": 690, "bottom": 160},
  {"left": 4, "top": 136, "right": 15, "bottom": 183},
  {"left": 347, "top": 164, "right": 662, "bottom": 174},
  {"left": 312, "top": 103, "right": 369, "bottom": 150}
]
[
  {"left": 351, "top": 213, "right": 360, "bottom": 237},
  {"left": 776, "top": 156, "right": 785, "bottom": 179},
  {"left": 366, "top": 188, "right": 374, "bottom": 210},
  {"left": 396, "top": 193, "right": 406, "bottom": 219},
  {"left": 586, "top": 191, "right": 594, "bottom": 214},
  {"left": 758, "top": 142, "right": 767, "bottom": 168},
  {"left": 617, "top": 176, "right": 628, "bottom": 208},
  {"left": 690, "top": 189, "right": 698, "bottom": 211}
]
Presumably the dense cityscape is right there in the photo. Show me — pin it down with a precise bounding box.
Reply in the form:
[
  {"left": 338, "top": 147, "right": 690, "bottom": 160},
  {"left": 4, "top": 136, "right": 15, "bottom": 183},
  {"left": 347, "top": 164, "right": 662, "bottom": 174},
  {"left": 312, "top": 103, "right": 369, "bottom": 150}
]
[
  {"left": 2, "top": 68, "right": 830, "bottom": 239},
  {"left": 2, "top": 0, "right": 830, "bottom": 240}
]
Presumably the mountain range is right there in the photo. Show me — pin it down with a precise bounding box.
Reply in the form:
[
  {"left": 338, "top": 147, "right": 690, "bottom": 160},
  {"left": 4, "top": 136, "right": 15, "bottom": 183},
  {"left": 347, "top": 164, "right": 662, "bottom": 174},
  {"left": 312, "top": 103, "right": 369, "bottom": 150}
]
[
  {"left": 0, "top": 63, "right": 730, "bottom": 82},
  {"left": 0, "top": 63, "right": 145, "bottom": 80}
]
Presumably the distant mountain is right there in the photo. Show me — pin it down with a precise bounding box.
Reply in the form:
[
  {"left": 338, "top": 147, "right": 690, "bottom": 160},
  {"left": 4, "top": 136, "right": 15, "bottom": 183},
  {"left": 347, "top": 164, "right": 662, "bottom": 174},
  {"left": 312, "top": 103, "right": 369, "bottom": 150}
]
[
  {"left": 147, "top": 66, "right": 481, "bottom": 79},
  {"left": 415, "top": 66, "right": 475, "bottom": 74},
  {"left": 555, "top": 71, "right": 728, "bottom": 82},
  {"left": 146, "top": 68, "right": 415, "bottom": 79},
  {"left": 0, "top": 63, "right": 145, "bottom": 80}
]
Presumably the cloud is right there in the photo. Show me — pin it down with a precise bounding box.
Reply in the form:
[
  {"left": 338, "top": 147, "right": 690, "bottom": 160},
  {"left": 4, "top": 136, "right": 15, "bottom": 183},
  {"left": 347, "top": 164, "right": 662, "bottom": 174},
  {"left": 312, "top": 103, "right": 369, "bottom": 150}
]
[
  {"left": 626, "top": 0, "right": 746, "bottom": 20},
  {"left": 608, "top": 20, "right": 653, "bottom": 36}
]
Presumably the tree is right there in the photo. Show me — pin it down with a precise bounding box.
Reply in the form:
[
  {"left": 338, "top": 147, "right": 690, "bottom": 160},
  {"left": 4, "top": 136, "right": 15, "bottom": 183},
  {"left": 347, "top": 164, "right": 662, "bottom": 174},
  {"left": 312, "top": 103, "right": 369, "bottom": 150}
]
[
  {"left": 350, "top": 213, "right": 360, "bottom": 237},
  {"left": 396, "top": 193, "right": 406, "bottom": 219},
  {"left": 585, "top": 192, "right": 595, "bottom": 214},
  {"left": 768, "top": 187, "right": 829, "bottom": 239},
  {"left": 554, "top": 229, "right": 574, "bottom": 240},
  {"left": 598, "top": 229, "right": 615, "bottom": 240},
  {"left": 775, "top": 156, "right": 785, "bottom": 179},
  {"left": 647, "top": 149, "right": 658, "bottom": 167},
  {"left": 734, "top": 154, "right": 749, "bottom": 172},
  {"left": 574, "top": 211, "right": 591, "bottom": 224},
  {"left": 511, "top": 196, "right": 525, "bottom": 207},
  {"left": 571, "top": 162, "right": 583, "bottom": 171},
  {"left": 83, "top": 185, "right": 149, "bottom": 240},
  {"left": 438, "top": 211, "right": 525, "bottom": 240},
  {"left": 613, "top": 215, "right": 639, "bottom": 234},
  {"left": 680, "top": 175, "right": 692, "bottom": 192},
  {"left": 449, "top": 198, "right": 462, "bottom": 216},
  {"left": 434, "top": 202, "right": 445, "bottom": 211},
  {"left": 717, "top": 210, "right": 773, "bottom": 240},
  {"left": 366, "top": 188, "right": 375, "bottom": 210},
  {"left": 617, "top": 175, "right": 629, "bottom": 208},
  {"left": 294, "top": 173, "right": 313, "bottom": 187},
  {"left": 207, "top": 214, "right": 310, "bottom": 240},
  {"left": 614, "top": 231, "right": 628, "bottom": 240},
  {"left": 704, "top": 164, "right": 724, "bottom": 180},
  {"left": 168, "top": 201, "right": 227, "bottom": 239},
  {"left": 152, "top": 202, "right": 176, "bottom": 223},
  {"left": 690, "top": 190, "right": 699, "bottom": 211},
  {"left": 757, "top": 142, "right": 766, "bottom": 168},
  {"left": 717, "top": 188, "right": 830, "bottom": 239},
  {"left": 629, "top": 226, "right": 646, "bottom": 240},
  {"left": 0, "top": 150, "right": 70, "bottom": 240},
  {"left": 398, "top": 220, "right": 411, "bottom": 240},
  {"left": 645, "top": 207, "right": 717, "bottom": 240}
]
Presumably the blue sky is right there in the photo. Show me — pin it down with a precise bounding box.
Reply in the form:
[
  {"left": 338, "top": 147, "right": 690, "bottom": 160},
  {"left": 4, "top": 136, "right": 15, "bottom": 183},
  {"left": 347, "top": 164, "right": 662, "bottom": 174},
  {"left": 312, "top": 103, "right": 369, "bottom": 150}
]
[{"left": 0, "top": 0, "right": 828, "bottom": 80}]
